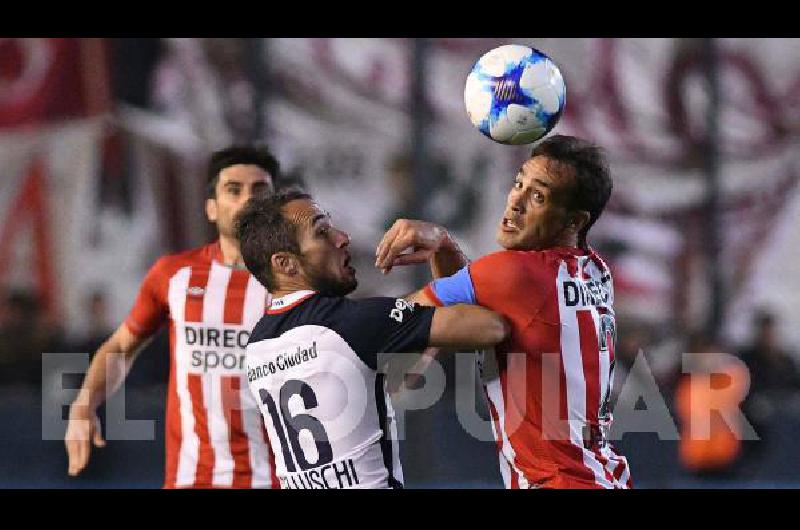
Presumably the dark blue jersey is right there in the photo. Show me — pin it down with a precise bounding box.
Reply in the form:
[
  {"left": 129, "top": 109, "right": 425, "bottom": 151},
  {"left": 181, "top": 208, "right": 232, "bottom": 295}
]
[{"left": 246, "top": 289, "right": 435, "bottom": 489}]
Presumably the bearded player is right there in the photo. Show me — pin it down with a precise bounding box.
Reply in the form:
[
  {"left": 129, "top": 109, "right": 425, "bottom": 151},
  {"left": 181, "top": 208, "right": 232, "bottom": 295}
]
[
  {"left": 65, "top": 146, "right": 280, "bottom": 488},
  {"left": 236, "top": 190, "right": 508, "bottom": 489},
  {"left": 375, "top": 135, "right": 632, "bottom": 489}
]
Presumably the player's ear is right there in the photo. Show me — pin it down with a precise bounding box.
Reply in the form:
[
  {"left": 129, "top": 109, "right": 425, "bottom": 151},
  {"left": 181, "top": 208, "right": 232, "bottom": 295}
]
[
  {"left": 271, "top": 252, "right": 299, "bottom": 276},
  {"left": 570, "top": 210, "right": 591, "bottom": 235},
  {"left": 206, "top": 197, "right": 218, "bottom": 223}
]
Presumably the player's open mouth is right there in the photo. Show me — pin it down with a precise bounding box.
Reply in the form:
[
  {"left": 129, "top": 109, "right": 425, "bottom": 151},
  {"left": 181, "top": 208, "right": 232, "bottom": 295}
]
[
  {"left": 343, "top": 254, "right": 355, "bottom": 274},
  {"left": 502, "top": 218, "right": 520, "bottom": 232}
]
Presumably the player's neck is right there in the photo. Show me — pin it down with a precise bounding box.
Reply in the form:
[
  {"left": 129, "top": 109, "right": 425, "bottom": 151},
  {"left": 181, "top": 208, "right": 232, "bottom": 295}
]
[
  {"left": 552, "top": 233, "right": 582, "bottom": 250},
  {"left": 218, "top": 236, "right": 246, "bottom": 269},
  {"left": 271, "top": 277, "right": 315, "bottom": 299}
]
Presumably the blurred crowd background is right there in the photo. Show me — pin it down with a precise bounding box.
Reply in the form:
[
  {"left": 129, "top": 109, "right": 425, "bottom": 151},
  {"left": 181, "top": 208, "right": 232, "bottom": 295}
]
[{"left": 1, "top": 37, "right": 800, "bottom": 488}]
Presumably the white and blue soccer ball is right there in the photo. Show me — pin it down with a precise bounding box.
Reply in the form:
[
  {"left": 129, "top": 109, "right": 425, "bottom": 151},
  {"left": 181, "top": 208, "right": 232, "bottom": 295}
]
[{"left": 464, "top": 44, "right": 566, "bottom": 145}]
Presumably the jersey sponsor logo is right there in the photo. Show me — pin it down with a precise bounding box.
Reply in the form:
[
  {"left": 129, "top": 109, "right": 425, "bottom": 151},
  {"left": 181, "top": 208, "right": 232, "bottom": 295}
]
[
  {"left": 279, "top": 457, "right": 361, "bottom": 489},
  {"left": 187, "top": 286, "right": 205, "bottom": 297},
  {"left": 562, "top": 278, "right": 611, "bottom": 308},
  {"left": 183, "top": 325, "right": 251, "bottom": 374},
  {"left": 389, "top": 298, "right": 414, "bottom": 323},
  {"left": 185, "top": 325, "right": 250, "bottom": 349},
  {"left": 248, "top": 342, "right": 319, "bottom": 383},
  {"left": 190, "top": 350, "right": 246, "bottom": 373}
]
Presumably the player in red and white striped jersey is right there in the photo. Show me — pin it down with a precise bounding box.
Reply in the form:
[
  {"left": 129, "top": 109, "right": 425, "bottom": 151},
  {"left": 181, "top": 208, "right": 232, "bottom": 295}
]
[
  {"left": 376, "top": 135, "right": 632, "bottom": 489},
  {"left": 65, "top": 146, "right": 279, "bottom": 488}
]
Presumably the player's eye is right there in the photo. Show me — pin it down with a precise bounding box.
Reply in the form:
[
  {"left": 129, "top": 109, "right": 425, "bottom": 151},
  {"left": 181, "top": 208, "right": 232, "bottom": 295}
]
[
  {"left": 227, "top": 185, "right": 241, "bottom": 195},
  {"left": 533, "top": 191, "right": 544, "bottom": 203},
  {"left": 514, "top": 180, "right": 523, "bottom": 190}
]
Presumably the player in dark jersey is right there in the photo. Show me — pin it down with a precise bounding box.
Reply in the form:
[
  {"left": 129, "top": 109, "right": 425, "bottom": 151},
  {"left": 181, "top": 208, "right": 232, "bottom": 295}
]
[
  {"left": 234, "top": 189, "right": 509, "bottom": 489},
  {"left": 375, "top": 135, "right": 632, "bottom": 489}
]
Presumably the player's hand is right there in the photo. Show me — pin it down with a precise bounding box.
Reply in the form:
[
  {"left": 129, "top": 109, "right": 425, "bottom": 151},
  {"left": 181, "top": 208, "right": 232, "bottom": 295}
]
[
  {"left": 375, "top": 219, "right": 451, "bottom": 274},
  {"left": 65, "top": 404, "right": 105, "bottom": 476}
]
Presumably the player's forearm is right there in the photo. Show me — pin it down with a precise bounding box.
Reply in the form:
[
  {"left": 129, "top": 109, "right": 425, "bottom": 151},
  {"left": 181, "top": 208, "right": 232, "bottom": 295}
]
[
  {"left": 429, "top": 305, "right": 509, "bottom": 349},
  {"left": 71, "top": 334, "right": 139, "bottom": 414},
  {"left": 429, "top": 231, "right": 468, "bottom": 279}
]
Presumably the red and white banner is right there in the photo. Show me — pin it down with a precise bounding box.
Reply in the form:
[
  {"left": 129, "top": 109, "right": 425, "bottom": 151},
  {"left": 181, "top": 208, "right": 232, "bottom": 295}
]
[{"left": 0, "top": 38, "right": 110, "bottom": 129}]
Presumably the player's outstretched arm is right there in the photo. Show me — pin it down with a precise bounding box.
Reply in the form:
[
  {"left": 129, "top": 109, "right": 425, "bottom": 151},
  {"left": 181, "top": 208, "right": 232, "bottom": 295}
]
[
  {"left": 64, "top": 323, "right": 150, "bottom": 477},
  {"left": 376, "top": 219, "right": 467, "bottom": 278},
  {"left": 428, "top": 304, "right": 509, "bottom": 349}
]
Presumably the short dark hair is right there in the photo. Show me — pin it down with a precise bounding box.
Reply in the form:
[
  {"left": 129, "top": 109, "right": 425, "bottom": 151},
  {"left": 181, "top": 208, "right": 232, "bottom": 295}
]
[
  {"left": 235, "top": 187, "right": 312, "bottom": 291},
  {"left": 531, "top": 135, "right": 613, "bottom": 246},
  {"left": 207, "top": 146, "right": 281, "bottom": 199}
]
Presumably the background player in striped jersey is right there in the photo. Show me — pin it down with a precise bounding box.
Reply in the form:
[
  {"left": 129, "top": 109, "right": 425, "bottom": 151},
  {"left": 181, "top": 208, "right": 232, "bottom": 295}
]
[
  {"left": 375, "top": 135, "right": 632, "bottom": 489},
  {"left": 65, "top": 146, "right": 281, "bottom": 488}
]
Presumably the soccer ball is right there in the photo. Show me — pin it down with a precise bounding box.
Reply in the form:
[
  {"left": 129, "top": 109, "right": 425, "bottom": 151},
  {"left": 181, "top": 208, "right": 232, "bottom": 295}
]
[{"left": 464, "top": 44, "right": 566, "bottom": 145}]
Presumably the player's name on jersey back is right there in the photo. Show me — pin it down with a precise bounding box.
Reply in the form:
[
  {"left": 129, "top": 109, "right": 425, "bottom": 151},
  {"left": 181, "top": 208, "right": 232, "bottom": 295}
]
[
  {"left": 279, "top": 455, "right": 362, "bottom": 490},
  {"left": 248, "top": 341, "right": 319, "bottom": 383}
]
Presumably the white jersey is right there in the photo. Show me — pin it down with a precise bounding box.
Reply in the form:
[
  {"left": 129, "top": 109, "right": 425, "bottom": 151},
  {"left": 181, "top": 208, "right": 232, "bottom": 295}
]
[{"left": 245, "top": 290, "right": 435, "bottom": 489}]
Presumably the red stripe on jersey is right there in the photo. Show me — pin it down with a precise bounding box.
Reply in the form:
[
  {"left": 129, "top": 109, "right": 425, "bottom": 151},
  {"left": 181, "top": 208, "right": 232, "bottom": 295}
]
[
  {"left": 221, "top": 375, "right": 252, "bottom": 488},
  {"left": 565, "top": 255, "right": 579, "bottom": 277},
  {"left": 223, "top": 269, "right": 250, "bottom": 325},
  {"left": 593, "top": 447, "right": 619, "bottom": 487},
  {"left": 187, "top": 373, "right": 215, "bottom": 486},
  {"left": 577, "top": 310, "right": 601, "bottom": 426},
  {"left": 184, "top": 269, "right": 210, "bottom": 323},
  {"left": 613, "top": 456, "right": 628, "bottom": 482},
  {"left": 164, "top": 322, "right": 181, "bottom": 488}
]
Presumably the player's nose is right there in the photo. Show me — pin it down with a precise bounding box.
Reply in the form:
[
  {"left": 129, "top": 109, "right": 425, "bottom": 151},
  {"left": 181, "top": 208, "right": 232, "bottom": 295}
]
[
  {"left": 507, "top": 189, "right": 525, "bottom": 214},
  {"left": 240, "top": 184, "right": 262, "bottom": 203},
  {"left": 334, "top": 229, "right": 350, "bottom": 248},
  {"left": 509, "top": 196, "right": 525, "bottom": 215}
]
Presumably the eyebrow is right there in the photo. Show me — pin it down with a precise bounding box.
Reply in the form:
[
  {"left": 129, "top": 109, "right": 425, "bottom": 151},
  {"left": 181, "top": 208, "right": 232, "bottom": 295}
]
[
  {"left": 311, "top": 214, "right": 327, "bottom": 226},
  {"left": 532, "top": 178, "right": 550, "bottom": 189},
  {"left": 225, "top": 179, "right": 269, "bottom": 186}
]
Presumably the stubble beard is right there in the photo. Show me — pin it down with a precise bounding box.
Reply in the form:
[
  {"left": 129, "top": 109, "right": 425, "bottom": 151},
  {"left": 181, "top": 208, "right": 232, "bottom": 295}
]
[{"left": 302, "top": 258, "right": 357, "bottom": 297}]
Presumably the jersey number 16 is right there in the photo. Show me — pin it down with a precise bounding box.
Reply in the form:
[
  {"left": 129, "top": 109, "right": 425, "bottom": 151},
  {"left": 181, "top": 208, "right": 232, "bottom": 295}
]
[{"left": 259, "top": 381, "right": 333, "bottom": 472}]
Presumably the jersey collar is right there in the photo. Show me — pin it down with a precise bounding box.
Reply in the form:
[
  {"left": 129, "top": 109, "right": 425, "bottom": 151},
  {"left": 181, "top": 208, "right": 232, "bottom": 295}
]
[{"left": 268, "top": 290, "right": 317, "bottom": 314}]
